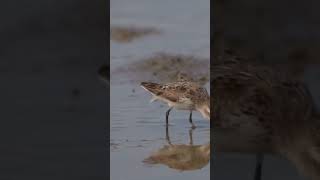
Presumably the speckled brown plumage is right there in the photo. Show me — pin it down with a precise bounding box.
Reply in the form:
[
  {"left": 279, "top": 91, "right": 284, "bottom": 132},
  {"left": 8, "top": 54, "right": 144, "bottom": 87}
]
[
  {"left": 141, "top": 80, "right": 209, "bottom": 108},
  {"left": 141, "top": 74, "right": 210, "bottom": 127}
]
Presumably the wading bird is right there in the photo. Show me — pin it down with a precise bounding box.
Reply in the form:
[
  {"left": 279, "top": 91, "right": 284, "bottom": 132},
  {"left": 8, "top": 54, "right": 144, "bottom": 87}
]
[{"left": 141, "top": 73, "right": 210, "bottom": 128}]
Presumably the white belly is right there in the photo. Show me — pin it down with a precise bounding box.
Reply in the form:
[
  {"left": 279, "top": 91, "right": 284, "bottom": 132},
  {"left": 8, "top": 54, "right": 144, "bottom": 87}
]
[
  {"left": 153, "top": 95, "right": 195, "bottom": 110},
  {"left": 168, "top": 101, "right": 195, "bottom": 110}
]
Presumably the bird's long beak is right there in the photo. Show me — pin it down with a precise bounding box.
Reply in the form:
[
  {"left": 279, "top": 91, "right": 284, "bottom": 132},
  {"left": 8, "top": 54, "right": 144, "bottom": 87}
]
[{"left": 198, "top": 103, "right": 210, "bottom": 120}]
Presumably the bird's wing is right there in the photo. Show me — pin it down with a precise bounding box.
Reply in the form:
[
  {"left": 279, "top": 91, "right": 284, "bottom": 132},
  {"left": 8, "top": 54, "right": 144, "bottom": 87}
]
[{"left": 162, "top": 81, "right": 208, "bottom": 103}]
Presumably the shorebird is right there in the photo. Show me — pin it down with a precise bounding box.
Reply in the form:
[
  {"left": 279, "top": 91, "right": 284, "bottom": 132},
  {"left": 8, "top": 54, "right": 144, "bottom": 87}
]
[
  {"left": 140, "top": 73, "right": 210, "bottom": 128},
  {"left": 212, "top": 51, "right": 320, "bottom": 180}
]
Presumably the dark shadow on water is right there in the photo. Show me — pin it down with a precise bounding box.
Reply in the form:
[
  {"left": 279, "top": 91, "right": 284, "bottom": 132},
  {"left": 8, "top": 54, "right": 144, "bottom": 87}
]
[{"left": 143, "top": 126, "right": 210, "bottom": 171}]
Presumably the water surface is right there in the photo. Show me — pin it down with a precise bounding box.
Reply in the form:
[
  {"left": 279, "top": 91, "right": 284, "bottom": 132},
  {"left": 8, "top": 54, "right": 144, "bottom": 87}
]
[{"left": 110, "top": 0, "right": 210, "bottom": 179}]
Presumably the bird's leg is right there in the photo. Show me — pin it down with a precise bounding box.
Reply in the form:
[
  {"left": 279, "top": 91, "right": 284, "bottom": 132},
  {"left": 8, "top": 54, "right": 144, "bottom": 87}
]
[
  {"left": 189, "top": 128, "right": 194, "bottom": 145},
  {"left": 165, "top": 107, "right": 173, "bottom": 125},
  {"left": 165, "top": 124, "right": 172, "bottom": 145},
  {"left": 254, "top": 153, "right": 264, "bottom": 180},
  {"left": 189, "top": 110, "right": 196, "bottom": 129}
]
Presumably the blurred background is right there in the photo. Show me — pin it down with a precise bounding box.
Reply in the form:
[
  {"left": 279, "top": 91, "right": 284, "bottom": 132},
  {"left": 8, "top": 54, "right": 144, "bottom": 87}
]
[
  {"left": 213, "top": 0, "right": 320, "bottom": 179},
  {"left": 0, "top": 0, "right": 107, "bottom": 179}
]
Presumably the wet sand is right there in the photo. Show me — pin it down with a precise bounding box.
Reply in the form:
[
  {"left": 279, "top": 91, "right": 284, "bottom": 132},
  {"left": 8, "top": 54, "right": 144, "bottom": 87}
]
[
  {"left": 111, "top": 53, "right": 209, "bottom": 85},
  {"left": 111, "top": 26, "right": 160, "bottom": 43}
]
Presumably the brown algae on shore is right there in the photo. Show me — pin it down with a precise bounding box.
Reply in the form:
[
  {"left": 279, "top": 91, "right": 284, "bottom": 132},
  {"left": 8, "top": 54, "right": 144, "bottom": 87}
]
[
  {"left": 112, "top": 53, "right": 210, "bottom": 85},
  {"left": 111, "top": 26, "right": 161, "bottom": 43}
]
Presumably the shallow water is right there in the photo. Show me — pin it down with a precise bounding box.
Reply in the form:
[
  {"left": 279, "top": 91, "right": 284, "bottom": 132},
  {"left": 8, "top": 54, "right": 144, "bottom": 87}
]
[
  {"left": 110, "top": 83, "right": 210, "bottom": 180},
  {"left": 110, "top": 0, "right": 210, "bottom": 179}
]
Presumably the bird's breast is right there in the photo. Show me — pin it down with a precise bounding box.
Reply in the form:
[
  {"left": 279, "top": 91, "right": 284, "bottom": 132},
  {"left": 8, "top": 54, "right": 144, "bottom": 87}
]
[{"left": 169, "top": 101, "right": 195, "bottom": 110}]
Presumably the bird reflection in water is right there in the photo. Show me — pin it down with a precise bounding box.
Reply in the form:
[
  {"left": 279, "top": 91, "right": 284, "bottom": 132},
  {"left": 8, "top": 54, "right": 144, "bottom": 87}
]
[{"left": 143, "top": 126, "right": 210, "bottom": 171}]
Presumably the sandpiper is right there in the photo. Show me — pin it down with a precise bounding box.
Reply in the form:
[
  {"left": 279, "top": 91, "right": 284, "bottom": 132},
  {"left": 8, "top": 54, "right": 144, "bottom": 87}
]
[{"left": 140, "top": 73, "right": 210, "bottom": 128}]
